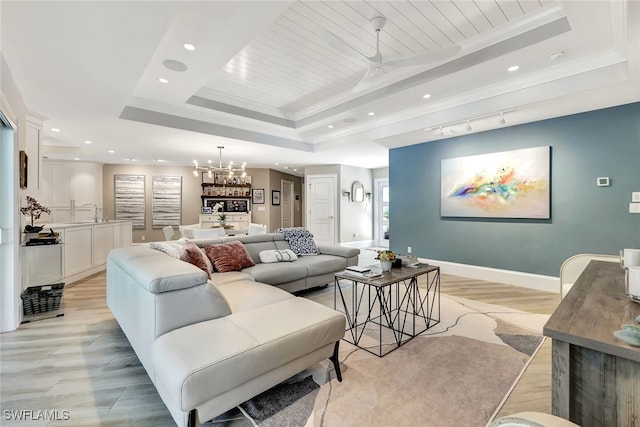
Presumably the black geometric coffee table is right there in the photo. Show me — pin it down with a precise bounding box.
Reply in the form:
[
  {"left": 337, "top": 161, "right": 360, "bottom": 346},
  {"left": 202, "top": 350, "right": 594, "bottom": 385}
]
[{"left": 334, "top": 264, "right": 440, "bottom": 357}]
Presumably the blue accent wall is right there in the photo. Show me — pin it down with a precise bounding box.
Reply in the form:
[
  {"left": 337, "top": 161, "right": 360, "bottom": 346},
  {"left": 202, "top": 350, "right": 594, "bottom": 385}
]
[{"left": 389, "top": 102, "right": 640, "bottom": 277}]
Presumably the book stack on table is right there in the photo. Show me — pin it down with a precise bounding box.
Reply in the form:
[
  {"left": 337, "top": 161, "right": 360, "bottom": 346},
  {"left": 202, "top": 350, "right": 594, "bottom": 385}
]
[{"left": 343, "top": 265, "right": 383, "bottom": 279}]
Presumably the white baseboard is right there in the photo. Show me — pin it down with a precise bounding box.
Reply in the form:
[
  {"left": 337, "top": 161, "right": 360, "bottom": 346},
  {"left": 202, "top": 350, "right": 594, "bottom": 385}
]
[
  {"left": 340, "top": 240, "right": 375, "bottom": 249},
  {"left": 420, "top": 258, "right": 559, "bottom": 294}
]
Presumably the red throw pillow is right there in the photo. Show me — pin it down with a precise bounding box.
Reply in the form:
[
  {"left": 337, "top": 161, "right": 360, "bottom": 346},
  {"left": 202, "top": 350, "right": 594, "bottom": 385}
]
[
  {"left": 204, "top": 241, "right": 255, "bottom": 273},
  {"left": 180, "top": 242, "right": 212, "bottom": 274}
]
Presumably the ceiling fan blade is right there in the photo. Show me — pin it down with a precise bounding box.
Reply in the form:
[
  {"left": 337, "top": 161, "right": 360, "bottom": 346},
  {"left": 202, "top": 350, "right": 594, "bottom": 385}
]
[
  {"left": 321, "top": 30, "right": 371, "bottom": 62},
  {"left": 352, "top": 63, "right": 387, "bottom": 92},
  {"left": 385, "top": 45, "right": 461, "bottom": 68}
]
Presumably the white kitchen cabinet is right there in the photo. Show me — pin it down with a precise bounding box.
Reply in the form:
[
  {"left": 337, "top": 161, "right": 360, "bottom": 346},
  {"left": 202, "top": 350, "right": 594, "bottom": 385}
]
[
  {"left": 63, "top": 226, "right": 94, "bottom": 277},
  {"left": 21, "top": 244, "right": 64, "bottom": 291},
  {"left": 200, "top": 213, "right": 250, "bottom": 233},
  {"left": 40, "top": 161, "right": 103, "bottom": 223},
  {"left": 94, "top": 223, "right": 115, "bottom": 266}
]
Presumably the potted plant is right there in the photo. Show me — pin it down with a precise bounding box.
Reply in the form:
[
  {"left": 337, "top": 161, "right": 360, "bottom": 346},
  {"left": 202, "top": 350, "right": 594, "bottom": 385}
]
[
  {"left": 218, "top": 213, "right": 227, "bottom": 226},
  {"left": 376, "top": 249, "right": 396, "bottom": 272},
  {"left": 20, "top": 196, "right": 51, "bottom": 233}
]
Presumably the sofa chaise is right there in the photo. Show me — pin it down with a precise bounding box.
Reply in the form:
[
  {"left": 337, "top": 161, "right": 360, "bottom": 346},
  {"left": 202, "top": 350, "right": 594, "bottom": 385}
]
[{"left": 107, "top": 232, "right": 359, "bottom": 426}]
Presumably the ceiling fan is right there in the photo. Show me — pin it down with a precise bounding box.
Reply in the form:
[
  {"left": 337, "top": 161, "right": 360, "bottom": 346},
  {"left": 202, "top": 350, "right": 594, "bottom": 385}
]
[{"left": 324, "top": 16, "right": 461, "bottom": 90}]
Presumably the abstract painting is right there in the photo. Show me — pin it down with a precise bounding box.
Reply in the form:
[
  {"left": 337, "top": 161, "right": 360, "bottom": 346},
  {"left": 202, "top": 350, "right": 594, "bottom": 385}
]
[
  {"left": 152, "top": 176, "right": 182, "bottom": 228},
  {"left": 441, "top": 146, "right": 550, "bottom": 219},
  {"left": 114, "top": 174, "right": 145, "bottom": 228}
]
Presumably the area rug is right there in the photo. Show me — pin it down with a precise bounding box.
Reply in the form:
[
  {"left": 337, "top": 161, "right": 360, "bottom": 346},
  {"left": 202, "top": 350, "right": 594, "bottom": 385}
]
[{"left": 207, "top": 291, "right": 547, "bottom": 427}]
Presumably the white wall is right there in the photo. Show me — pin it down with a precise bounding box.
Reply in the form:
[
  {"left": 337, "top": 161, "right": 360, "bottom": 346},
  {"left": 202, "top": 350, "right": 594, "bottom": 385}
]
[{"left": 0, "top": 52, "right": 27, "bottom": 331}]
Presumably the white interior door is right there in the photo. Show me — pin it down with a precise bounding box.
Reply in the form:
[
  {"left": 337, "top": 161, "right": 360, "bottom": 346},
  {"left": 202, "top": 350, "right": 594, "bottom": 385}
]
[
  {"left": 281, "top": 179, "right": 294, "bottom": 228},
  {"left": 306, "top": 175, "right": 336, "bottom": 245}
]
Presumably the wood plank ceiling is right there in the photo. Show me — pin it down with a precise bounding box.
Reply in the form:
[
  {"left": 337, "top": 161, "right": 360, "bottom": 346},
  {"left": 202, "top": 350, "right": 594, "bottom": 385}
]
[{"left": 201, "top": 0, "right": 546, "bottom": 120}]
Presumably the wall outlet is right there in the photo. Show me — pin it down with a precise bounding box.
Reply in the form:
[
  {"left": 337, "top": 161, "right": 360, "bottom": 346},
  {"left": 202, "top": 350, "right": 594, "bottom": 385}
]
[
  {"left": 407, "top": 246, "right": 412, "bottom": 254},
  {"left": 141, "top": 235, "right": 145, "bottom": 241}
]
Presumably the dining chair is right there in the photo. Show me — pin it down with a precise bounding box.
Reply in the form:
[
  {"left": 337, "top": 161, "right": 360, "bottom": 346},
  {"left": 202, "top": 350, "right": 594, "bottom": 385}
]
[
  {"left": 559, "top": 253, "right": 619, "bottom": 299},
  {"left": 162, "top": 225, "right": 175, "bottom": 241}
]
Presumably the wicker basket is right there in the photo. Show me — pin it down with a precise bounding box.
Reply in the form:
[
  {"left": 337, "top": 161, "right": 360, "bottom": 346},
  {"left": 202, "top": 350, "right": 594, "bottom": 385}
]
[{"left": 21, "top": 283, "right": 65, "bottom": 316}]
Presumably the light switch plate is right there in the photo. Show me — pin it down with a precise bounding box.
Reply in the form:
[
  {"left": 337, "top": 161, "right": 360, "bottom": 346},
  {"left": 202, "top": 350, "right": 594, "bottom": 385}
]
[
  {"left": 633, "top": 192, "right": 640, "bottom": 202},
  {"left": 630, "top": 203, "right": 640, "bottom": 214},
  {"left": 597, "top": 177, "right": 610, "bottom": 187}
]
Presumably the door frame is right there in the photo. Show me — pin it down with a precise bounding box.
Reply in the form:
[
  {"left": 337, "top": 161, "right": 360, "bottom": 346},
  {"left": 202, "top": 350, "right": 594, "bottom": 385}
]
[
  {"left": 0, "top": 108, "right": 21, "bottom": 331},
  {"left": 281, "top": 179, "right": 295, "bottom": 228},
  {"left": 374, "top": 178, "right": 389, "bottom": 248}
]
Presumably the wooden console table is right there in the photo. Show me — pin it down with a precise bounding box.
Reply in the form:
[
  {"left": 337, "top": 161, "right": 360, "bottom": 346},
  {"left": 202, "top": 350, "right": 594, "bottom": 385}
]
[{"left": 543, "top": 260, "right": 640, "bottom": 426}]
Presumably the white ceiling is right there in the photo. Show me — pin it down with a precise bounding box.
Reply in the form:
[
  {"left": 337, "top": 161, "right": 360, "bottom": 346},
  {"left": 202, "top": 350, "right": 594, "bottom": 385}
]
[{"left": 1, "top": 0, "right": 638, "bottom": 176}]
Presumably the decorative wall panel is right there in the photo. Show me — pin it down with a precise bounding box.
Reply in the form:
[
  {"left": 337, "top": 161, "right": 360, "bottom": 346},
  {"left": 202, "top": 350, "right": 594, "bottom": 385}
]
[
  {"left": 114, "top": 174, "right": 145, "bottom": 229},
  {"left": 152, "top": 176, "right": 182, "bottom": 228}
]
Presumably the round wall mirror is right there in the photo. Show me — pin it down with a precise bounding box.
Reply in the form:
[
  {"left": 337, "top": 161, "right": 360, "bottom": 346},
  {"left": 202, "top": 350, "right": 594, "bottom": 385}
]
[{"left": 351, "top": 181, "right": 365, "bottom": 202}]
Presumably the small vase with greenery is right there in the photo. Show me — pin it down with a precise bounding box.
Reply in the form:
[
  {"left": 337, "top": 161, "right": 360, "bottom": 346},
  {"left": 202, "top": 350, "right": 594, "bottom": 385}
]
[
  {"left": 218, "top": 214, "right": 227, "bottom": 226},
  {"left": 20, "top": 196, "right": 51, "bottom": 233}
]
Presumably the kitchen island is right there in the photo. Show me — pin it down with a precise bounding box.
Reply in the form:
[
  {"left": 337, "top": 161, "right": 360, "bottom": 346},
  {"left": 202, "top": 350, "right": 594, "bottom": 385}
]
[
  {"left": 543, "top": 260, "right": 640, "bottom": 426},
  {"left": 23, "top": 220, "right": 132, "bottom": 288}
]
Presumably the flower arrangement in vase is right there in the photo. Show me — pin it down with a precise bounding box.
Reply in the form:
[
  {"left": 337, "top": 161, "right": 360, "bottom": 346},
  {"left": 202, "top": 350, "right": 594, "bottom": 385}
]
[
  {"left": 376, "top": 250, "right": 396, "bottom": 272},
  {"left": 20, "top": 196, "right": 51, "bottom": 233},
  {"left": 218, "top": 214, "right": 227, "bottom": 226}
]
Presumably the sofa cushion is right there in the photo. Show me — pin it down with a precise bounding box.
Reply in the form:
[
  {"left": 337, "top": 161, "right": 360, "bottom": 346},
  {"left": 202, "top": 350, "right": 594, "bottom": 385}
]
[
  {"left": 151, "top": 297, "right": 345, "bottom": 412},
  {"left": 205, "top": 241, "right": 255, "bottom": 272},
  {"left": 276, "top": 228, "right": 319, "bottom": 255},
  {"left": 241, "top": 262, "right": 308, "bottom": 285},
  {"left": 214, "top": 280, "right": 293, "bottom": 313},
  {"left": 180, "top": 242, "right": 212, "bottom": 274},
  {"left": 295, "top": 254, "right": 348, "bottom": 276},
  {"left": 259, "top": 249, "right": 298, "bottom": 263}
]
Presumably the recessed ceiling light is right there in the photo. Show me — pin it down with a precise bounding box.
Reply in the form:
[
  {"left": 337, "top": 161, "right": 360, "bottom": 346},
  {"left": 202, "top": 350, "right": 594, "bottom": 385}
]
[
  {"left": 158, "top": 78, "right": 169, "bottom": 84},
  {"left": 508, "top": 65, "right": 519, "bottom": 72},
  {"left": 275, "top": 162, "right": 279, "bottom": 166},
  {"left": 327, "top": 125, "right": 334, "bottom": 129},
  {"left": 368, "top": 112, "right": 375, "bottom": 116},
  {"left": 73, "top": 157, "right": 80, "bottom": 161},
  {"left": 107, "top": 150, "right": 115, "bottom": 154},
  {"left": 422, "top": 93, "right": 432, "bottom": 99},
  {"left": 154, "top": 159, "right": 167, "bottom": 163},
  {"left": 284, "top": 166, "right": 289, "bottom": 169},
  {"left": 51, "top": 128, "right": 61, "bottom": 132},
  {"left": 84, "top": 140, "right": 92, "bottom": 144},
  {"left": 293, "top": 169, "right": 297, "bottom": 172},
  {"left": 183, "top": 43, "right": 196, "bottom": 51}
]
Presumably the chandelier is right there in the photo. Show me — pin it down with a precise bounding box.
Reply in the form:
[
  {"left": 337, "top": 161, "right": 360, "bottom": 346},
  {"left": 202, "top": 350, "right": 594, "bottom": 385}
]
[{"left": 193, "top": 146, "right": 246, "bottom": 178}]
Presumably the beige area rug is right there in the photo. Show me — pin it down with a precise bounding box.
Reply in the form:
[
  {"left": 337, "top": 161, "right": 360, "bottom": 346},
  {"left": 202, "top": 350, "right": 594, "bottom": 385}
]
[{"left": 209, "top": 289, "right": 548, "bottom": 427}]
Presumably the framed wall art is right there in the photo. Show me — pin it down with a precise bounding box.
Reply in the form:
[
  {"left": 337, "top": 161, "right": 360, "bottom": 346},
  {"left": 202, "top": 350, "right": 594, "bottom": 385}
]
[
  {"left": 152, "top": 175, "right": 182, "bottom": 228},
  {"left": 19, "top": 150, "right": 28, "bottom": 189},
  {"left": 440, "top": 146, "right": 551, "bottom": 219},
  {"left": 252, "top": 189, "right": 265, "bottom": 204},
  {"left": 114, "top": 174, "right": 145, "bottom": 229},
  {"left": 272, "top": 190, "right": 281, "bottom": 206}
]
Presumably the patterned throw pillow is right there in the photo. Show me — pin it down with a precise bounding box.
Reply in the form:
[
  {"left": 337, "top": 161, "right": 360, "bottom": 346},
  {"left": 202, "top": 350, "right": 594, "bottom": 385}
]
[
  {"left": 204, "top": 241, "right": 255, "bottom": 273},
  {"left": 180, "top": 242, "right": 213, "bottom": 274},
  {"left": 259, "top": 249, "right": 298, "bottom": 263},
  {"left": 149, "top": 238, "right": 189, "bottom": 258},
  {"left": 276, "top": 227, "right": 319, "bottom": 256}
]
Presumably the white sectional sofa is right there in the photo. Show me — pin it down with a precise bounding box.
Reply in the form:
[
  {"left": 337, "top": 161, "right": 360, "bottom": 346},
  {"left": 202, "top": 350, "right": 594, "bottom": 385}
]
[{"left": 106, "top": 233, "right": 358, "bottom": 427}]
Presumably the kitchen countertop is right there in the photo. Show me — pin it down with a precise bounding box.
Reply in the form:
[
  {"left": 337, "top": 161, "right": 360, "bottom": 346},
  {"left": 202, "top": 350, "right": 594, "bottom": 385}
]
[{"left": 33, "top": 220, "right": 132, "bottom": 230}]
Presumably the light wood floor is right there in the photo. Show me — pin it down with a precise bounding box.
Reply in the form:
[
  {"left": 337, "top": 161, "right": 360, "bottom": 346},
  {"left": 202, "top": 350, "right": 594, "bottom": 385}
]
[{"left": 0, "top": 270, "right": 559, "bottom": 425}]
